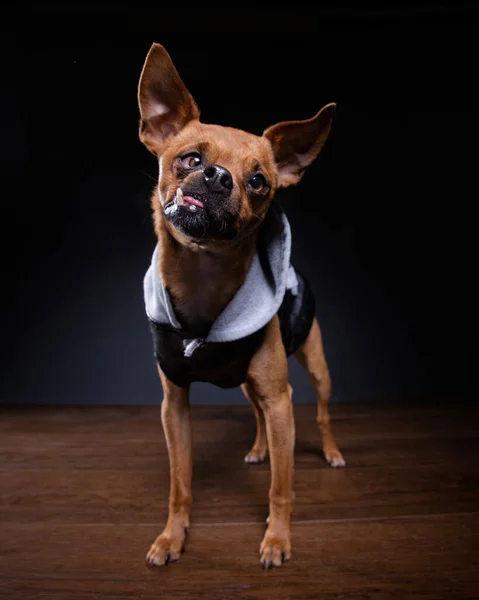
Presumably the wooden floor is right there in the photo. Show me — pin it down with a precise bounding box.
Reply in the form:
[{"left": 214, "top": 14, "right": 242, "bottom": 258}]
[{"left": 0, "top": 403, "right": 478, "bottom": 599}]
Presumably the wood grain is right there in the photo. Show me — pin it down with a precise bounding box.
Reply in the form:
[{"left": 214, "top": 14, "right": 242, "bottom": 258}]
[{"left": 0, "top": 403, "right": 478, "bottom": 599}]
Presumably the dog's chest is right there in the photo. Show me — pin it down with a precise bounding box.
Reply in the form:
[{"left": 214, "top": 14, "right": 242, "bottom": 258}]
[
  {"left": 148, "top": 321, "right": 267, "bottom": 388},
  {"left": 147, "top": 270, "right": 316, "bottom": 389}
]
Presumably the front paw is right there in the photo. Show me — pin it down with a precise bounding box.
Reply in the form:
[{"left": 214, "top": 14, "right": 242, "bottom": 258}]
[
  {"left": 259, "top": 527, "right": 291, "bottom": 569},
  {"left": 146, "top": 528, "right": 186, "bottom": 567}
]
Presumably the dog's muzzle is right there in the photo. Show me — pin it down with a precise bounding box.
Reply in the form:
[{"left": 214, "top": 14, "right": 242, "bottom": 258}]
[{"left": 163, "top": 165, "right": 237, "bottom": 240}]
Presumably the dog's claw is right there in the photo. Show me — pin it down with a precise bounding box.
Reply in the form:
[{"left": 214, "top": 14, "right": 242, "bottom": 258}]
[{"left": 244, "top": 451, "right": 266, "bottom": 464}]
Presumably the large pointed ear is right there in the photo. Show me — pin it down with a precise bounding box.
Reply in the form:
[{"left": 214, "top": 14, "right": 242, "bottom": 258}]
[
  {"left": 137, "top": 43, "right": 200, "bottom": 154},
  {"left": 263, "top": 103, "right": 336, "bottom": 187}
]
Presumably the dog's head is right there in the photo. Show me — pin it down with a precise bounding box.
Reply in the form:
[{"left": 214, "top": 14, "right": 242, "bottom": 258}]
[{"left": 138, "top": 43, "right": 335, "bottom": 247}]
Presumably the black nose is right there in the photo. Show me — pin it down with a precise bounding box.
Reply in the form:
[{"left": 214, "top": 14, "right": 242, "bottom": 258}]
[{"left": 203, "top": 164, "right": 233, "bottom": 192}]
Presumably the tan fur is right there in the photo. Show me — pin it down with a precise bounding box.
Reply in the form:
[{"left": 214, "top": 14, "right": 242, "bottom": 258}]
[
  {"left": 146, "top": 367, "right": 192, "bottom": 565},
  {"left": 242, "top": 382, "right": 268, "bottom": 463},
  {"left": 295, "top": 318, "right": 345, "bottom": 467},
  {"left": 246, "top": 315, "right": 295, "bottom": 567},
  {"left": 138, "top": 43, "right": 343, "bottom": 569},
  {"left": 243, "top": 317, "right": 345, "bottom": 469}
]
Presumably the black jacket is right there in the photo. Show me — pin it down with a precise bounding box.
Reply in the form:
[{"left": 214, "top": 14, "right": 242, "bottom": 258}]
[{"left": 148, "top": 270, "right": 315, "bottom": 388}]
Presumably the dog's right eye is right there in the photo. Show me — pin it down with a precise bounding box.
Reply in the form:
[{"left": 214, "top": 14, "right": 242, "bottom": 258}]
[{"left": 180, "top": 152, "right": 202, "bottom": 169}]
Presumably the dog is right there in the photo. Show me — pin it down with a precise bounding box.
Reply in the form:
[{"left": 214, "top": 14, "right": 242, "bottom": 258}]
[{"left": 137, "top": 43, "right": 345, "bottom": 569}]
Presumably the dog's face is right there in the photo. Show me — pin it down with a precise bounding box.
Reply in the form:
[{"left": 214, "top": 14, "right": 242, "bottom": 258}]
[
  {"left": 138, "top": 44, "right": 335, "bottom": 246},
  {"left": 151, "top": 121, "right": 279, "bottom": 242}
]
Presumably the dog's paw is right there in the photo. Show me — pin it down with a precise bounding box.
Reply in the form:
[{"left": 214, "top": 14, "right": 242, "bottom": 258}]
[
  {"left": 324, "top": 447, "right": 346, "bottom": 468},
  {"left": 146, "top": 529, "right": 186, "bottom": 567},
  {"left": 244, "top": 448, "right": 267, "bottom": 464},
  {"left": 259, "top": 528, "right": 291, "bottom": 569}
]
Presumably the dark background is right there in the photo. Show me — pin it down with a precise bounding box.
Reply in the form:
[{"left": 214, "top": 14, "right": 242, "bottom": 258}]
[{"left": 0, "top": 3, "right": 476, "bottom": 405}]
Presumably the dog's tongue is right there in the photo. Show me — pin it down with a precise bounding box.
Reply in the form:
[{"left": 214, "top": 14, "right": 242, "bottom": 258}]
[{"left": 183, "top": 195, "right": 204, "bottom": 208}]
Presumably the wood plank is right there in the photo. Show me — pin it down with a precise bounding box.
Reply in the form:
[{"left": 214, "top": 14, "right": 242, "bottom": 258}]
[
  {"left": 1, "top": 514, "right": 478, "bottom": 599},
  {"left": 1, "top": 434, "right": 475, "bottom": 471},
  {"left": 1, "top": 460, "right": 478, "bottom": 525},
  {"left": 0, "top": 404, "right": 476, "bottom": 440},
  {"left": 1, "top": 404, "right": 476, "bottom": 474}
]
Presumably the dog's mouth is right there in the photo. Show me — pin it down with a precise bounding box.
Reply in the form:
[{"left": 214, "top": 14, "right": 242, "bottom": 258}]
[
  {"left": 163, "top": 186, "right": 236, "bottom": 241},
  {"left": 164, "top": 188, "right": 205, "bottom": 215}
]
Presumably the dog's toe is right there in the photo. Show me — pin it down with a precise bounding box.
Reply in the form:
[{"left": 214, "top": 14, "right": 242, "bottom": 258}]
[
  {"left": 259, "top": 529, "right": 291, "bottom": 569},
  {"left": 244, "top": 448, "right": 267, "bottom": 464},
  {"left": 244, "top": 452, "right": 266, "bottom": 464},
  {"left": 146, "top": 532, "right": 184, "bottom": 567}
]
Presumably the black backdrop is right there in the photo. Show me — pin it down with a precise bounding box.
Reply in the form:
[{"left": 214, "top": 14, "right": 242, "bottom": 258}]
[{"left": 0, "top": 4, "right": 476, "bottom": 405}]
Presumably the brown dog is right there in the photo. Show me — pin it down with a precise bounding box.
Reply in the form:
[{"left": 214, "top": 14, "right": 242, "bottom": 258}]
[{"left": 137, "top": 43, "right": 345, "bottom": 569}]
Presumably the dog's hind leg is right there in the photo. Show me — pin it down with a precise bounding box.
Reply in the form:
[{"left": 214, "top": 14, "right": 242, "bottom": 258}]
[
  {"left": 295, "top": 317, "right": 345, "bottom": 467},
  {"left": 241, "top": 383, "right": 268, "bottom": 464}
]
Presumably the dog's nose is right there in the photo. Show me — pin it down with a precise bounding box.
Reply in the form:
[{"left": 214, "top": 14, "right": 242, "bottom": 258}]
[{"left": 203, "top": 164, "right": 233, "bottom": 192}]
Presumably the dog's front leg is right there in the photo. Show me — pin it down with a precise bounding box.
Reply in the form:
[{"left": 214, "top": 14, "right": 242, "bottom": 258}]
[
  {"left": 146, "top": 367, "right": 192, "bottom": 566},
  {"left": 247, "top": 316, "right": 295, "bottom": 568}
]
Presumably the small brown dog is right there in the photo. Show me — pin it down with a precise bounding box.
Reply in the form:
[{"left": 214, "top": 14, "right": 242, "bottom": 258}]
[{"left": 137, "top": 43, "right": 345, "bottom": 569}]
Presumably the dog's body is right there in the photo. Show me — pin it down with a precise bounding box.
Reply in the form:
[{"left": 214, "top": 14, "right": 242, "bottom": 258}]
[
  {"left": 144, "top": 200, "right": 316, "bottom": 388},
  {"left": 138, "top": 44, "right": 345, "bottom": 569}
]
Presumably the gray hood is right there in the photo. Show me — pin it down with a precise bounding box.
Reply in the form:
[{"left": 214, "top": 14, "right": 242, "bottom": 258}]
[{"left": 143, "top": 202, "right": 298, "bottom": 357}]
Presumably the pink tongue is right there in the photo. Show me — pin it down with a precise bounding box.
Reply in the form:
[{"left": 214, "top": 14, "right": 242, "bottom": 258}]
[{"left": 183, "top": 195, "right": 204, "bottom": 208}]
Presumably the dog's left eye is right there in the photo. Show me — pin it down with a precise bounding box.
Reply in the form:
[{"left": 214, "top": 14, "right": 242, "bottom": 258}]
[
  {"left": 249, "top": 173, "right": 268, "bottom": 192},
  {"left": 180, "top": 152, "right": 202, "bottom": 169}
]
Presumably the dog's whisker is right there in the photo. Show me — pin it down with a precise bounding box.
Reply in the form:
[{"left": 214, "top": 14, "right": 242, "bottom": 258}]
[
  {"left": 232, "top": 208, "right": 246, "bottom": 228},
  {"left": 140, "top": 169, "right": 158, "bottom": 184}
]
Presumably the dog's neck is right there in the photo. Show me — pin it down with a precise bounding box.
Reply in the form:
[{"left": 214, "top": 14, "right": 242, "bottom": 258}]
[{"left": 156, "top": 217, "right": 259, "bottom": 335}]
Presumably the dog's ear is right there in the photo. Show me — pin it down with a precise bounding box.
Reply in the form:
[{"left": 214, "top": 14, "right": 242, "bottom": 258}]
[
  {"left": 263, "top": 103, "right": 336, "bottom": 188},
  {"left": 138, "top": 43, "right": 200, "bottom": 154}
]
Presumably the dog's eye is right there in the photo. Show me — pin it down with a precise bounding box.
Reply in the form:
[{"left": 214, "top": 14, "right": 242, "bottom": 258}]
[
  {"left": 180, "top": 152, "right": 202, "bottom": 169},
  {"left": 249, "top": 173, "right": 268, "bottom": 192}
]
